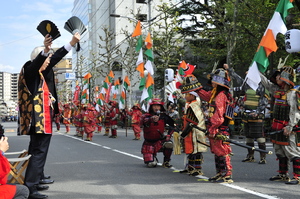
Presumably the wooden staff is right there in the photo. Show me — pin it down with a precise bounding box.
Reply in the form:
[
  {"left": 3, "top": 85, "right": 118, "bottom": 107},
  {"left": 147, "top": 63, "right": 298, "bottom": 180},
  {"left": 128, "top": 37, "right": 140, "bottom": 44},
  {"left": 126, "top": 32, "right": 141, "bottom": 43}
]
[{"left": 189, "top": 123, "right": 273, "bottom": 155}]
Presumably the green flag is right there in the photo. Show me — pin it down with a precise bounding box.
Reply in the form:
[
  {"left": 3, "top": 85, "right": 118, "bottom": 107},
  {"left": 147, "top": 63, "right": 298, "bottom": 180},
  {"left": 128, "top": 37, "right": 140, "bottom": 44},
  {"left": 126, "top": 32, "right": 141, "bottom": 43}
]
[
  {"left": 275, "top": 0, "right": 294, "bottom": 23},
  {"left": 253, "top": 46, "right": 269, "bottom": 73},
  {"left": 144, "top": 49, "right": 154, "bottom": 62},
  {"left": 147, "top": 85, "right": 153, "bottom": 100},
  {"left": 139, "top": 77, "right": 146, "bottom": 91},
  {"left": 103, "top": 82, "right": 108, "bottom": 89},
  {"left": 136, "top": 35, "right": 143, "bottom": 52},
  {"left": 97, "top": 98, "right": 102, "bottom": 106}
]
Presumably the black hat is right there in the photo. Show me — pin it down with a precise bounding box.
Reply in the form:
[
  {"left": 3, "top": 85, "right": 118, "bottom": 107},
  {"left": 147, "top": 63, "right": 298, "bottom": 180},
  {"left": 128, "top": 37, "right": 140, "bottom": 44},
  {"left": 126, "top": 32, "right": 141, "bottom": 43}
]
[{"left": 180, "top": 74, "right": 203, "bottom": 94}]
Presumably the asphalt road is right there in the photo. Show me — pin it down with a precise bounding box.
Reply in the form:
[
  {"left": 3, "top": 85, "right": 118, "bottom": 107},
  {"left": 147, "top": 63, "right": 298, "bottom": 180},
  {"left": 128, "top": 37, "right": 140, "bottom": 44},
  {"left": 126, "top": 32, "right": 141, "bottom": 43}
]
[{"left": 3, "top": 121, "right": 300, "bottom": 199}]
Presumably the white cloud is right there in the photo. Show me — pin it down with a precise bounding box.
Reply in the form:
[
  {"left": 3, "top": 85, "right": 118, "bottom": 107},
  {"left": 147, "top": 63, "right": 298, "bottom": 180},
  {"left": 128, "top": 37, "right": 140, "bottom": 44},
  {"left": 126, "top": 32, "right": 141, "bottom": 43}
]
[{"left": 0, "top": 64, "right": 17, "bottom": 73}]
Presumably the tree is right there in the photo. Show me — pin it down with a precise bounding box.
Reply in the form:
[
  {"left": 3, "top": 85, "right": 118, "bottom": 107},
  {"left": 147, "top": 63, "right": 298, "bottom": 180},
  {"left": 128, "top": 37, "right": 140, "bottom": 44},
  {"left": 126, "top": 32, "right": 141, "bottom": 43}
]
[
  {"left": 151, "top": 2, "right": 185, "bottom": 92},
  {"left": 171, "top": 0, "right": 299, "bottom": 79},
  {"left": 96, "top": 26, "right": 122, "bottom": 80}
]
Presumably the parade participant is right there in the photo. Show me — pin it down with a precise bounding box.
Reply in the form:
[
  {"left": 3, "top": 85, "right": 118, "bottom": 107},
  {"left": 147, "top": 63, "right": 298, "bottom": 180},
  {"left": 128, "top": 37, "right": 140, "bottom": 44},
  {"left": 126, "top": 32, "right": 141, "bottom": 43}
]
[
  {"left": 192, "top": 68, "right": 234, "bottom": 183},
  {"left": 225, "top": 64, "right": 269, "bottom": 164},
  {"left": 82, "top": 104, "right": 97, "bottom": 141},
  {"left": 54, "top": 102, "right": 62, "bottom": 132},
  {"left": 108, "top": 101, "right": 119, "bottom": 138},
  {"left": 72, "top": 103, "right": 82, "bottom": 137},
  {"left": 179, "top": 76, "right": 207, "bottom": 176},
  {"left": 167, "top": 104, "right": 180, "bottom": 126},
  {"left": 103, "top": 103, "right": 111, "bottom": 136},
  {"left": 259, "top": 66, "right": 300, "bottom": 184},
  {"left": 18, "top": 32, "right": 80, "bottom": 198},
  {"left": 0, "top": 136, "right": 30, "bottom": 199},
  {"left": 127, "top": 103, "right": 143, "bottom": 140},
  {"left": 141, "top": 98, "right": 175, "bottom": 168},
  {"left": 62, "top": 103, "right": 72, "bottom": 134},
  {"left": 95, "top": 108, "right": 103, "bottom": 134},
  {"left": 119, "top": 109, "right": 127, "bottom": 129}
]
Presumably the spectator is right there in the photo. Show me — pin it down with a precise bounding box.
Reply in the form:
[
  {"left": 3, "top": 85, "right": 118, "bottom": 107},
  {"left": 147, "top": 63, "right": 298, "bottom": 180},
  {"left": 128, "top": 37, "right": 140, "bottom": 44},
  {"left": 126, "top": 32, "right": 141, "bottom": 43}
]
[{"left": 0, "top": 136, "right": 29, "bottom": 199}]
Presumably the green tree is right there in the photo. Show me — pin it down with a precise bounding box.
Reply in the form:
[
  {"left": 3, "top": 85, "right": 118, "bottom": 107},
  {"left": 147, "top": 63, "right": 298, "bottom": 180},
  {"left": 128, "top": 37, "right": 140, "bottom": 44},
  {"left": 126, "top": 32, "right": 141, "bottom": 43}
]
[
  {"left": 172, "top": 0, "right": 299, "bottom": 80},
  {"left": 151, "top": 2, "right": 185, "bottom": 93}
]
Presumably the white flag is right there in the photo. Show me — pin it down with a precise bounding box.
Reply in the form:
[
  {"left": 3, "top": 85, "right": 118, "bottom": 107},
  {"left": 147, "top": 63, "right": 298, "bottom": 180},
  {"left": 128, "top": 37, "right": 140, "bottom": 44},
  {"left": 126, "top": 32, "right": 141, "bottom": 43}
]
[
  {"left": 140, "top": 88, "right": 149, "bottom": 102},
  {"left": 246, "top": 62, "right": 261, "bottom": 91},
  {"left": 144, "top": 60, "right": 154, "bottom": 75},
  {"left": 136, "top": 49, "right": 144, "bottom": 66},
  {"left": 266, "top": 12, "right": 287, "bottom": 38}
]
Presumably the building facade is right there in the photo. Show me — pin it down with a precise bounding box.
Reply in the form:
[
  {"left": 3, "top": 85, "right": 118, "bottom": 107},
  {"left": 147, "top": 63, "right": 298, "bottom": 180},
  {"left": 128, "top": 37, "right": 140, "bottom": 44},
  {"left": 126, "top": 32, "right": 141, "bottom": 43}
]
[
  {"left": 0, "top": 72, "right": 19, "bottom": 117},
  {"left": 71, "top": 0, "right": 168, "bottom": 106}
]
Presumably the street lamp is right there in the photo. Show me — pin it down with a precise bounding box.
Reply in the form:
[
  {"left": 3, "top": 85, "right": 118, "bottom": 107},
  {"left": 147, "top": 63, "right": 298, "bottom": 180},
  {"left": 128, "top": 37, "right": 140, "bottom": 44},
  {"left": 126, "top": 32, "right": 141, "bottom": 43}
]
[{"left": 110, "top": 14, "right": 139, "bottom": 22}]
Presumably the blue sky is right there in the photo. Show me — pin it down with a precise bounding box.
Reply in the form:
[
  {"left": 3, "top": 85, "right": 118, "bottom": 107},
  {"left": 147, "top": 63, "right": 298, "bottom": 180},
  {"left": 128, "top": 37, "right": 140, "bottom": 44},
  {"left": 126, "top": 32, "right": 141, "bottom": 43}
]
[{"left": 0, "top": 0, "right": 74, "bottom": 73}]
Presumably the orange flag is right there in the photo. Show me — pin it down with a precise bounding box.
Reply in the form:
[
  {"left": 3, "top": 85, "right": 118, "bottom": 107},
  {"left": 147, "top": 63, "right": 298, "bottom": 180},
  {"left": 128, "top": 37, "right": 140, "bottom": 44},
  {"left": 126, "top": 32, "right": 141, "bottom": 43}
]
[
  {"left": 121, "top": 90, "right": 126, "bottom": 99},
  {"left": 84, "top": 72, "right": 92, "bottom": 79},
  {"left": 124, "top": 76, "right": 131, "bottom": 86},
  {"left": 145, "top": 32, "right": 152, "bottom": 49},
  {"left": 99, "top": 93, "right": 105, "bottom": 101},
  {"left": 259, "top": 29, "right": 278, "bottom": 57},
  {"left": 132, "top": 21, "right": 142, "bottom": 37},
  {"left": 136, "top": 63, "right": 145, "bottom": 77},
  {"left": 108, "top": 70, "right": 115, "bottom": 78},
  {"left": 145, "top": 73, "right": 154, "bottom": 88},
  {"left": 104, "top": 76, "right": 110, "bottom": 84},
  {"left": 114, "top": 79, "right": 120, "bottom": 86}
]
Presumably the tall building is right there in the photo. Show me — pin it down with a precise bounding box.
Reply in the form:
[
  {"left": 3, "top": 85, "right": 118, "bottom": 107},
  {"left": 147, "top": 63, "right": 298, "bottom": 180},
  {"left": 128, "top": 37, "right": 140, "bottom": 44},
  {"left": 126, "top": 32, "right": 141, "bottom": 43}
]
[
  {"left": 0, "top": 72, "right": 19, "bottom": 117},
  {"left": 0, "top": 72, "right": 15, "bottom": 101},
  {"left": 71, "top": 0, "right": 168, "bottom": 105}
]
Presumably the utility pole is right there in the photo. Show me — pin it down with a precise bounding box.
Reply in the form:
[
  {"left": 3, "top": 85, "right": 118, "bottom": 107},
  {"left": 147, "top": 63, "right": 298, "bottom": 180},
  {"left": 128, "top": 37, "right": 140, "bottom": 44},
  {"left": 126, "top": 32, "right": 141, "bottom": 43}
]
[{"left": 148, "top": 0, "right": 152, "bottom": 32}]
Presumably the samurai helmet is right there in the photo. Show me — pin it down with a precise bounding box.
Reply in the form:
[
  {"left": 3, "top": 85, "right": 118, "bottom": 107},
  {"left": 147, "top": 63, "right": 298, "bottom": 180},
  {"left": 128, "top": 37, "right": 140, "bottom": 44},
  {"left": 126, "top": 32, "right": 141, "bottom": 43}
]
[
  {"left": 279, "top": 66, "right": 295, "bottom": 87},
  {"left": 149, "top": 98, "right": 166, "bottom": 112},
  {"left": 270, "top": 66, "right": 295, "bottom": 87},
  {"left": 211, "top": 68, "right": 230, "bottom": 89},
  {"left": 132, "top": 102, "right": 141, "bottom": 110},
  {"left": 109, "top": 100, "right": 117, "bottom": 107},
  {"left": 180, "top": 74, "right": 202, "bottom": 94}
]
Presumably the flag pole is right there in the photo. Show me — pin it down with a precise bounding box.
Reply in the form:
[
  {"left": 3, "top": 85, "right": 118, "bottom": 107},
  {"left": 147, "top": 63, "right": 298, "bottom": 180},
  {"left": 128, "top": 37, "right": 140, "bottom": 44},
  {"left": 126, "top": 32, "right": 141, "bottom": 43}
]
[{"left": 125, "top": 89, "right": 128, "bottom": 137}]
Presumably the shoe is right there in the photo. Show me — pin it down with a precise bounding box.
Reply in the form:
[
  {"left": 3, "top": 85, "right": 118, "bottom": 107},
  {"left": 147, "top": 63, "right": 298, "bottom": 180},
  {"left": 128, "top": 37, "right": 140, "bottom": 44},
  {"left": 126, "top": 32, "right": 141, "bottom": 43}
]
[
  {"left": 43, "top": 175, "right": 51, "bottom": 179},
  {"left": 242, "top": 156, "right": 255, "bottom": 162},
  {"left": 269, "top": 174, "right": 290, "bottom": 181},
  {"left": 36, "top": 185, "right": 49, "bottom": 191},
  {"left": 258, "top": 158, "right": 267, "bottom": 164},
  {"left": 189, "top": 169, "right": 203, "bottom": 176},
  {"left": 103, "top": 134, "right": 109, "bottom": 136},
  {"left": 109, "top": 135, "right": 117, "bottom": 138},
  {"left": 214, "top": 176, "right": 234, "bottom": 183},
  {"left": 179, "top": 169, "right": 189, "bottom": 174},
  {"left": 208, "top": 173, "right": 222, "bottom": 182},
  {"left": 147, "top": 161, "right": 157, "bottom": 168},
  {"left": 85, "top": 138, "right": 92, "bottom": 141},
  {"left": 29, "top": 191, "right": 48, "bottom": 199},
  {"left": 39, "top": 179, "right": 54, "bottom": 184},
  {"left": 285, "top": 177, "right": 300, "bottom": 185},
  {"left": 162, "top": 161, "right": 172, "bottom": 168}
]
